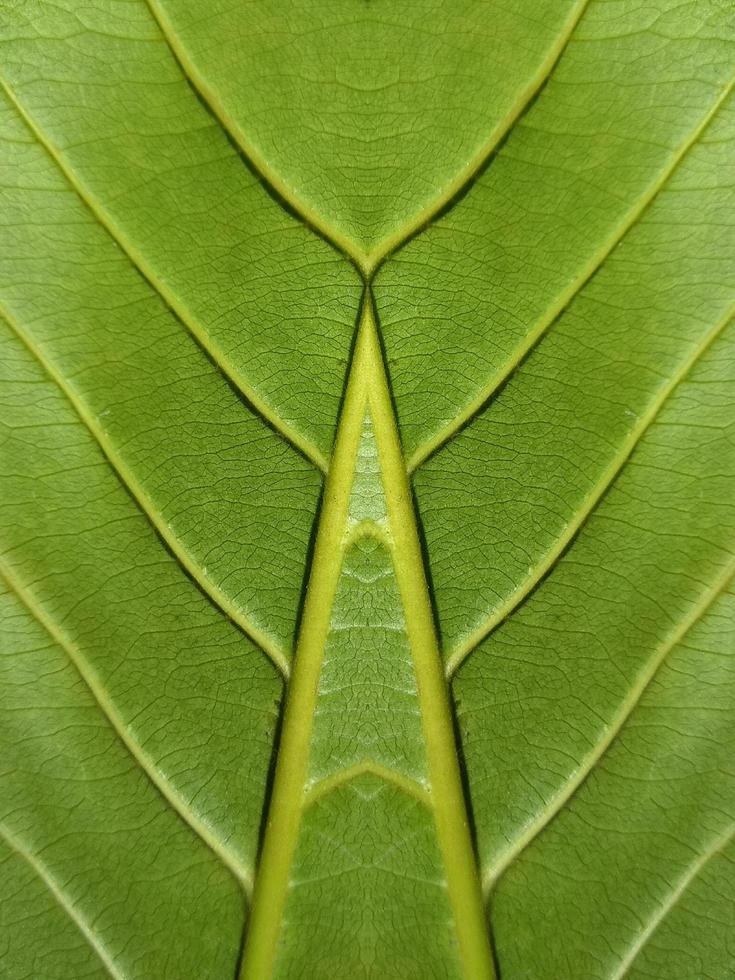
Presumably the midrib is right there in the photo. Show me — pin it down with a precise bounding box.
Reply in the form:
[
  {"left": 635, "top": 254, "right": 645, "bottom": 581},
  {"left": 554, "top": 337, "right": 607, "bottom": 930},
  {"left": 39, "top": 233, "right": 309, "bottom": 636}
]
[{"left": 241, "top": 297, "right": 493, "bottom": 979}]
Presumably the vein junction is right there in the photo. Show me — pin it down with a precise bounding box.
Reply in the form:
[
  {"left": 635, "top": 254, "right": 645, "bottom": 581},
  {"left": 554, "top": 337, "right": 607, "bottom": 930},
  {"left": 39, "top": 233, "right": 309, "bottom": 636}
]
[{"left": 241, "top": 302, "right": 493, "bottom": 979}]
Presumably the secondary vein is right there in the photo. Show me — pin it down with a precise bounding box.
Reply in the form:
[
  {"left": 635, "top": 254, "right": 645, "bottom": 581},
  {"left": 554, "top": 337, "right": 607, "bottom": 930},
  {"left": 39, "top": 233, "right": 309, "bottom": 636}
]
[
  {"left": 0, "top": 305, "right": 290, "bottom": 680},
  {"left": 0, "top": 823, "right": 123, "bottom": 980},
  {"left": 409, "top": 73, "right": 735, "bottom": 474},
  {"left": 0, "top": 75, "right": 328, "bottom": 475},
  {"left": 367, "top": 0, "right": 592, "bottom": 273},
  {"left": 609, "top": 822, "right": 735, "bottom": 979},
  {"left": 481, "top": 559, "right": 735, "bottom": 896},
  {"left": 0, "top": 562, "right": 255, "bottom": 899},
  {"left": 304, "top": 762, "right": 431, "bottom": 809},
  {"left": 446, "top": 305, "right": 735, "bottom": 677},
  {"left": 143, "top": 0, "right": 364, "bottom": 274}
]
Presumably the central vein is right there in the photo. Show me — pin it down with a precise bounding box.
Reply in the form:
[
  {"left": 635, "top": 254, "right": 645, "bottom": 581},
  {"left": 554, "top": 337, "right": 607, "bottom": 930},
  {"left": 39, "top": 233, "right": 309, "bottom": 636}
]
[{"left": 241, "top": 297, "right": 493, "bottom": 979}]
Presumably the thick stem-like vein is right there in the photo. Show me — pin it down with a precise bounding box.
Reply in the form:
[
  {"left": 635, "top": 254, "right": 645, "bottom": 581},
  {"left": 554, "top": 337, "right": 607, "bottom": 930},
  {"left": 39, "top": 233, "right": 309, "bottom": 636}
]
[
  {"left": 0, "top": 562, "right": 254, "bottom": 897},
  {"left": 0, "top": 305, "right": 289, "bottom": 679},
  {"left": 239, "top": 303, "right": 370, "bottom": 978},
  {"left": 0, "top": 823, "right": 122, "bottom": 980},
  {"left": 366, "top": 300, "right": 493, "bottom": 978},
  {"left": 242, "top": 300, "right": 493, "bottom": 979},
  {"left": 0, "top": 77, "right": 327, "bottom": 475},
  {"left": 409, "top": 74, "right": 734, "bottom": 474},
  {"left": 482, "top": 559, "right": 735, "bottom": 896}
]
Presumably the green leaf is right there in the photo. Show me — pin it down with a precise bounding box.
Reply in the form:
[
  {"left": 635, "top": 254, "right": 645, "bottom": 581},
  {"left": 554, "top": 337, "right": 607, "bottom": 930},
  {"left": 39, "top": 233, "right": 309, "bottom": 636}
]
[{"left": 1, "top": 2, "right": 733, "bottom": 978}]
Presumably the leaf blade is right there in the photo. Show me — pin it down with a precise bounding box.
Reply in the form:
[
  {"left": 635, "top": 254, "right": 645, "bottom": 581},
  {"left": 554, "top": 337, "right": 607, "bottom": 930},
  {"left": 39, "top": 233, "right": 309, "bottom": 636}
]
[{"left": 1, "top": 2, "right": 733, "bottom": 976}]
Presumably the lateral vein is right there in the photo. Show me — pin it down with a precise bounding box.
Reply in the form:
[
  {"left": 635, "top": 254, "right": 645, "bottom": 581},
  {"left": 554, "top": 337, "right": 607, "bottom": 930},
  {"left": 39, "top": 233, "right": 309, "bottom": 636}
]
[
  {"left": 481, "top": 559, "right": 735, "bottom": 896},
  {"left": 304, "top": 762, "right": 431, "bottom": 809},
  {"left": 368, "top": 0, "right": 592, "bottom": 273},
  {"left": 0, "top": 563, "right": 255, "bottom": 898},
  {"left": 409, "top": 73, "right": 734, "bottom": 473},
  {"left": 447, "top": 306, "right": 735, "bottom": 677},
  {"left": 0, "top": 823, "right": 123, "bottom": 980},
  {"left": 0, "top": 74, "right": 328, "bottom": 475},
  {"left": 609, "top": 822, "right": 735, "bottom": 979},
  {"left": 145, "top": 0, "right": 591, "bottom": 277},
  {"left": 0, "top": 304, "right": 290, "bottom": 679},
  {"left": 143, "top": 0, "right": 365, "bottom": 274}
]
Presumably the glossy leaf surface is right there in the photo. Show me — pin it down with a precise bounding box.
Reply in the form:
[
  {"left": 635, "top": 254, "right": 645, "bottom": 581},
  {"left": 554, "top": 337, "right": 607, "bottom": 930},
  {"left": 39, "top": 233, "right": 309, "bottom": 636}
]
[{"left": 1, "top": 1, "right": 733, "bottom": 978}]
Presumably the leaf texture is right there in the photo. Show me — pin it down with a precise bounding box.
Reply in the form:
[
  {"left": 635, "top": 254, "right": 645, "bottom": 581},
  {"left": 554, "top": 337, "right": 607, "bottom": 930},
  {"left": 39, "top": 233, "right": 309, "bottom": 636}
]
[{"left": 0, "top": 1, "right": 733, "bottom": 978}]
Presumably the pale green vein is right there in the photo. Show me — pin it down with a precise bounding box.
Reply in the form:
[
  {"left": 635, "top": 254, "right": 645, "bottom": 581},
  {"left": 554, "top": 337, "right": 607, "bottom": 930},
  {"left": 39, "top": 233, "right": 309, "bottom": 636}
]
[
  {"left": 482, "top": 559, "right": 735, "bottom": 896},
  {"left": 304, "top": 762, "right": 431, "bottom": 809},
  {"left": 368, "top": 0, "right": 591, "bottom": 274},
  {"left": 240, "top": 296, "right": 369, "bottom": 980},
  {"left": 0, "top": 76, "right": 328, "bottom": 475},
  {"left": 0, "top": 305, "right": 290, "bottom": 679},
  {"left": 144, "top": 0, "right": 364, "bottom": 273},
  {"left": 409, "top": 74, "right": 735, "bottom": 474},
  {"left": 242, "top": 301, "right": 495, "bottom": 980},
  {"left": 0, "top": 823, "right": 122, "bottom": 980},
  {"left": 0, "top": 562, "right": 254, "bottom": 897},
  {"left": 146, "top": 0, "right": 590, "bottom": 277},
  {"left": 365, "top": 299, "right": 494, "bottom": 979},
  {"left": 609, "top": 822, "right": 735, "bottom": 979},
  {"left": 342, "top": 519, "right": 392, "bottom": 549},
  {"left": 447, "top": 305, "right": 735, "bottom": 677}
]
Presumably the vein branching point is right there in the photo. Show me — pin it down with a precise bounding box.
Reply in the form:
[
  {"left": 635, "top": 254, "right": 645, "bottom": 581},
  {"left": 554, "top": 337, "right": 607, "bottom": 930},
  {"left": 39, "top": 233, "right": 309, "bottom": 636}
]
[{"left": 242, "top": 301, "right": 494, "bottom": 979}]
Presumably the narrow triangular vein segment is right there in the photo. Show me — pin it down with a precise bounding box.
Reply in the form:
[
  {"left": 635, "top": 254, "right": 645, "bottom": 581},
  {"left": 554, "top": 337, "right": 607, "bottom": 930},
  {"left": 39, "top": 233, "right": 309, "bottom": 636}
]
[{"left": 242, "top": 306, "right": 493, "bottom": 979}]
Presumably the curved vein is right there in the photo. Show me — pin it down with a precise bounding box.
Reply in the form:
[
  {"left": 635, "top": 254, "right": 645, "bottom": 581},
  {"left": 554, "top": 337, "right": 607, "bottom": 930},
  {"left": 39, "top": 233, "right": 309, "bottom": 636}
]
[
  {"left": 481, "top": 559, "right": 735, "bottom": 896},
  {"left": 144, "top": 0, "right": 364, "bottom": 273},
  {"left": 304, "top": 762, "right": 431, "bottom": 809},
  {"left": 0, "top": 563, "right": 254, "bottom": 898},
  {"left": 0, "top": 823, "right": 122, "bottom": 980},
  {"left": 609, "top": 822, "right": 735, "bottom": 979},
  {"left": 409, "top": 73, "right": 734, "bottom": 474},
  {"left": 368, "top": 0, "right": 591, "bottom": 273},
  {"left": 0, "top": 75, "right": 327, "bottom": 475},
  {"left": 446, "top": 305, "right": 735, "bottom": 677},
  {"left": 0, "top": 304, "right": 290, "bottom": 679},
  {"left": 146, "top": 0, "right": 590, "bottom": 276}
]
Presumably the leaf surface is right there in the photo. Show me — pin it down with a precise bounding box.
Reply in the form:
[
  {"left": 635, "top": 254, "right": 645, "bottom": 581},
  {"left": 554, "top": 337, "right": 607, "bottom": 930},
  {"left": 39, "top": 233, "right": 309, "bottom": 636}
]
[
  {"left": 1, "top": 1, "right": 733, "bottom": 978},
  {"left": 147, "top": 0, "right": 586, "bottom": 264}
]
